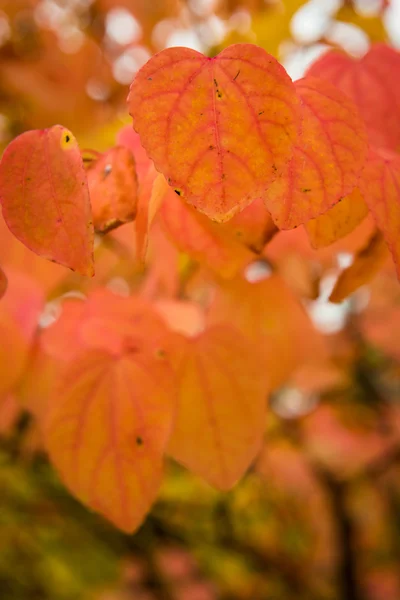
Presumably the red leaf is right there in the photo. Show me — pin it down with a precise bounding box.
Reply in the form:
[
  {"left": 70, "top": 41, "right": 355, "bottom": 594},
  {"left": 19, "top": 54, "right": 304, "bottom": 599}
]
[
  {"left": 306, "top": 44, "right": 400, "bottom": 151},
  {"left": 128, "top": 44, "right": 299, "bottom": 222},
  {"left": 264, "top": 77, "right": 368, "bottom": 229},
  {"left": 167, "top": 326, "right": 269, "bottom": 490},
  {"left": 0, "top": 125, "right": 94, "bottom": 276},
  {"left": 86, "top": 146, "right": 138, "bottom": 233},
  {"left": 46, "top": 348, "right": 176, "bottom": 532}
]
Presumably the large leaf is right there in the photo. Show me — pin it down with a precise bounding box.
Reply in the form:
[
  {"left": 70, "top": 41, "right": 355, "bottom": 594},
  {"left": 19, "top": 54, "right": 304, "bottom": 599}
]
[
  {"left": 0, "top": 125, "right": 94, "bottom": 275},
  {"left": 167, "top": 326, "right": 269, "bottom": 490},
  {"left": 306, "top": 44, "right": 400, "bottom": 151},
  {"left": 128, "top": 44, "right": 299, "bottom": 222},
  {"left": 46, "top": 348, "right": 176, "bottom": 532},
  {"left": 264, "top": 77, "right": 367, "bottom": 229}
]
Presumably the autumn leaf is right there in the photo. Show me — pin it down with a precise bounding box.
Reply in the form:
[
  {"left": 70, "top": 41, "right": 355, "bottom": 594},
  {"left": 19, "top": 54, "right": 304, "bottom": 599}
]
[
  {"left": 306, "top": 44, "right": 400, "bottom": 152},
  {"left": 306, "top": 187, "right": 368, "bottom": 248},
  {"left": 116, "top": 125, "right": 162, "bottom": 259},
  {"left": 0, "top": 125, "right": 94, "bottom": 276},
  {"left": 219, "top": 198, "right": 277, "bottom": 253},
  {"left": 46, "top": 348, "right": 176, "bottom": 532},
  {"left": 207, "top": 273, "right": 326, "bottom": 390},
  {"left": 135, "top": 170, "right": 170, "bottom": 261},
  {"left": 264, "top": 77, "right": 368, "bottom": 229},
  {"left": 160, "top": 188, "right": 253, "bottom": 278},
  {"left": 358, "top": 149, "right": 400, "bottom": 278},
  {"left": 86, "top": 146, "right": 138, "bottom": 233},
  {"left": 330, "top": 229, "right": 388, "bottom": 303},
  {"left": 167, "top": 326, "right": 269, "bottom": 490},
  {"left": 128, "top": 44, "right": 299, "bottom": 222},
  {"left": 0, "top": 266, "right": 7, "bottom": 299},
  {"left": 0, "top": 270, "right": 44, "bottom": 401}
]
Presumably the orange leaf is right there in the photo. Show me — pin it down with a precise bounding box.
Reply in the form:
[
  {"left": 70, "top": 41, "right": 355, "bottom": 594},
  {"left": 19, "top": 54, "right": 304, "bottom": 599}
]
[
  {"left": 0, "top": 266, "right": 7, "bottom": 299},
  {"left": 167, "top": 326, "right": 268, "bottom": 490},
  {"left": 160, "top": 188, "right": 253, "bottom": 277},
  {"left": 329, "top": 230, "right": 388, "bottom": 303},
  {"left": 86, "top": 146, "right": 138, "bottom": 233},
  {"left": 359, "top": 149, "right": 400, "bottom": 277},
  {"left": 264, "top": 77, "right": 367, "bottom": 229},
  {"left": 116, "top": 125, "right": 152, "bottom": 182},
  {"left": 207, "top": 273, "right": 326, "bottom": 389},
  {"left": 220, "top": 198, "right": 277, "bottom": 253},
  {"left": 306, "top": 44, "right": 400, "bottom": 151},
  {"left": 0, "top": 125, "right": 94, "bottom": 276},
  {"left": 306, "top": 187, "right": 368, "bottom": 248},
  {"left": 0, "top": 270, "right": 44, "bottom": 400},
  {"left": 128, "top": 44, "right": 299, "bottom": 222},
  {"left": 46, "top": 348, "right": 176, "bottom": 532},
  {"left": 136, "top": 170, "right": 169, "bottom": 261}
]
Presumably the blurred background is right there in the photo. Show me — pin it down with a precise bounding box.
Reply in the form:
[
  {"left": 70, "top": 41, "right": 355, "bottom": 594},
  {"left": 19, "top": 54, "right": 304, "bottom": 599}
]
[{"left": 1, "top": 1, "right": 400, "bottom": 599}]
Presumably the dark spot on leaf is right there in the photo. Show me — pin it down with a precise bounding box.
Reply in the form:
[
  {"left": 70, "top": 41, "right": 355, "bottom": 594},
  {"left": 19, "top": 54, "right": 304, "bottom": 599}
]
[
  {"left": 174, "top": 189, "right": 181, "bottom": 196},
  {"left": 258, "top": 111, "right": 264, "bottom": 116},
  {"left": 147, "top": 77, "right": 152, "bottom": 81},
  {"left": 65, "top": 134, "right": 70, "bottom": 143},
  {"left": 216, "top": 90, "right": 222, "bottom": 99},
  {"left": 209, "top": 145, "right": 214, "bottom": 150},
  {"left": 213, "top": 78, "right": 218, "bottom": 87},
  {"left": 272, "top": 163, "right": 277, "bottom": 171},
  {"left": 156, "top": 348, "right": 166, "bottom": 358},
  {"left": 234, "top": 69, "right": 240, "bottom": 81},
  {"left": 136, "top": 436, "right": 143, "bottom": 446},
  {"left": 302, "top": 188, "right": 311, "bottom": 193}
]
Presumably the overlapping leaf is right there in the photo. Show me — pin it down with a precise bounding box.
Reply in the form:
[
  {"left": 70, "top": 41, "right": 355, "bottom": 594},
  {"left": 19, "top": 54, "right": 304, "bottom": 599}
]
[
  {"left": 306, "top": 44, "right": 400, "bottom": 151},
  {"left": 358, "top": 150, "right": 400, "bottom": 277},
  {"left": 0, "top": 125, "right": 94, "bottom": 276},
  {"left": 207, "top": 273, "right": 326, "bottom": 390},
  {"left": 167, "top": 326, "right": 269, "bottom": 490},
  {"left": 306, "top": 187, "right": 368, "bottom": 248},
  {"left": 160, "top": 188, "right": 254, "bottom": 277},
  {"left": 264, "top": 77, "right": 367, "bottom": 229},
  {"left": 330, "top": 229, "right": 388, "bottom": 303},
  {"left": 46, "top": 348, "right": 176, "bottom": 532},
  {"left": 128, "top": 44, "right": 299, "bottom": 221},
  {"left": 86, "top": 146, "right": 138, "bottom": 233}
]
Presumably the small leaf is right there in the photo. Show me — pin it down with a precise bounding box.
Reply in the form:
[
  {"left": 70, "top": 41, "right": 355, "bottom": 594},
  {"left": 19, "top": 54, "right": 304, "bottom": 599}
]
[
  {"left": 330, "top": 229, "right": 388, "bottom": 303},
  {"left": 306, "top": 187, "right": 368, "bottom": 248},
  {"left": 0, "top": 266, "right": 7, "bottom": 299},
  {"left": 46, "top": 348, "right": 176, "bottom": 532},
  {"left": 86, "top": 146, "right": 138, "bottom": 233},
  {"left": 306, "top": 44, "right": 400, "bottom": 151},
  {"left": 167, "top": 326, "right": 269, "bottom": 490},
  {"left": 128, "top": 44, "right": 299, "bottom": 221},
  {"left": 264, "top": 77, "right": 368, "bottom": 229},
  {"left": 0, "top": 125, "right": 94, "bottom": 276},
  {"left": 359, "top": 149, "right": 400, "bottom": 278},
  {"left": 160, "top": 188, "right": 253, "bottom": 277}
]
